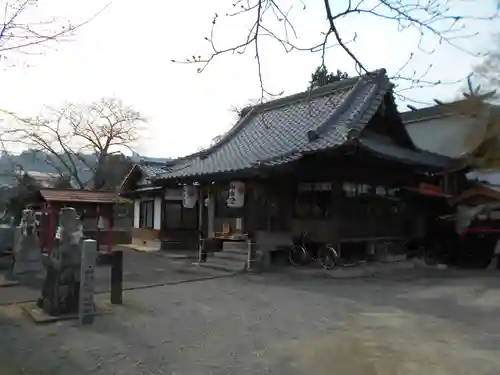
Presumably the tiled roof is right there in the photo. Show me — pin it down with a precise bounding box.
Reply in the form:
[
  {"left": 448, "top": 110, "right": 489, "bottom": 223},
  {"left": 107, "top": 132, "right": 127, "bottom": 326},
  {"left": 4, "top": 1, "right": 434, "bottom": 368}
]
[
  {"left": 38, "top": 189, "right": 120, "bottom": 204},
  {"left": 119, "top": 160, "right": 170, "bottom": 193},
  {"left": 137, "top": 163, "right": 168, "bottom": 178},
  {"left": 155, "top": 69, "right": 453, "bottom": 181}
]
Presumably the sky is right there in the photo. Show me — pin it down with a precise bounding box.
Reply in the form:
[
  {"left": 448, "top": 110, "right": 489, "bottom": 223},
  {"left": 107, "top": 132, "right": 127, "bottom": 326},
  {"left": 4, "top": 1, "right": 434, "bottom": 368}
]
[{"left": 0, "top": 0, "right": 498, "bottom": 158}]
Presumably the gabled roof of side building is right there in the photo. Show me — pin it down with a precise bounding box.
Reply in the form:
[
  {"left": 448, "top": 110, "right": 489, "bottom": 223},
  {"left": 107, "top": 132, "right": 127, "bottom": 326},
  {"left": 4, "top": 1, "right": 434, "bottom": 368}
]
[
  {"left": 119, "top": 159, "right": 171, "bottom": 193},
  {"left": 401, "top": 95, "right": 500, "bottom": 124}
]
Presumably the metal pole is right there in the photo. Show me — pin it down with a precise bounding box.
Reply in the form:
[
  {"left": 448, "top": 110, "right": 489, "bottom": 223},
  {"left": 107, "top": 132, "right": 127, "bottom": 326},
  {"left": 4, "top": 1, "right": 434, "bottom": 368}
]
[
  {"left": 247, "top": 240, "right": 256, "bottom": 271},
  {"left": 198, "top": 237, "right": 206, "bottom": 262},
  {"left": 110, "top": 250, "right": 123, "bottom": 305}
]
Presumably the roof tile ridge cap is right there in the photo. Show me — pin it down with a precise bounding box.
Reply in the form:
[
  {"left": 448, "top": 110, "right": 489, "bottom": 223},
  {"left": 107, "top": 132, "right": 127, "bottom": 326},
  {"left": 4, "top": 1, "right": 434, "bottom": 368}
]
[
  {"left": 118, "top": 164, "right": 140, "bottom": 191},
  {"left": 199, "top": 107, "right": 257, "bottom": 159},
  {"left": 164, "top": 149, "right": 208, "bottom": 166},
  {"left": 345, "top": 72, "right": 391, "bottom": 139},
  {"left": 250, "top": 76, "right": 360, "bottom": 114},
  {"left": 306, "top": 75, "right": 373, "bottom": 142}
]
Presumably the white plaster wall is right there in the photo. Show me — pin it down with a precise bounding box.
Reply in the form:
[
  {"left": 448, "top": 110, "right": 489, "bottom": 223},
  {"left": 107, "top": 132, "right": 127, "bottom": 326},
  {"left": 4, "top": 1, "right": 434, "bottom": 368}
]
[
  {"left": 406, "top": 115, "right": 485, "bottom": 158},
  {"left": 467, "top": 170, "right": 500, "bottom": 185},
  {"left": 133, "top": 199, "right": 140, "bottom": 229},
  {"left": 154, "top": 197, "right": 162, "bottom": 230}
]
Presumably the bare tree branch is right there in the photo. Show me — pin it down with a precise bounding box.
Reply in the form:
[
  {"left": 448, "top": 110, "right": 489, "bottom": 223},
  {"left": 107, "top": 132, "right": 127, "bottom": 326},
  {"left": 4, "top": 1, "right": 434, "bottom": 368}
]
[
  {"left": 1, "top": 98, "right": 145, "bottom": 190},
  {"left": 173, "top": 0, "right": 498, "bottom": 102},
  {"left": 0, "top": 0, "right": 110, "bottom": 67},
  {"left": 468, "top": 32, "right": 500, "bottom": 104}
]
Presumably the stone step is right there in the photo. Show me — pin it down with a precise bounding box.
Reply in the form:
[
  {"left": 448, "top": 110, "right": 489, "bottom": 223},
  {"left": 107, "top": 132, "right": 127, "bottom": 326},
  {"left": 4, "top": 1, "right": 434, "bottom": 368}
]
[
  {"left": 221, "top": 247, "right": 248, "bottom": 256},
  {"left": 222, "top": 241, "right": 247, "bottom": 251},
  {"left": 199, "top": 257, "right": 246, "bottom": 273},
  {"left": 215, "top": 251, "right": 248, "bottom": 262}
]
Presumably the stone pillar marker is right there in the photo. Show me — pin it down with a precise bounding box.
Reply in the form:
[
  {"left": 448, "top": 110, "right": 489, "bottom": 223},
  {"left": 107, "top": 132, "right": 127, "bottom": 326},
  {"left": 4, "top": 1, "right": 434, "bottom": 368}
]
[
  {"left": 12, "top": 209, "right": 43, "bottom": 277},
  {"left": 38, "top": 207, "right": 83, "bottom": 316},
  {"left": 79, "top": 239, "right": 97, "bottom": 325}
]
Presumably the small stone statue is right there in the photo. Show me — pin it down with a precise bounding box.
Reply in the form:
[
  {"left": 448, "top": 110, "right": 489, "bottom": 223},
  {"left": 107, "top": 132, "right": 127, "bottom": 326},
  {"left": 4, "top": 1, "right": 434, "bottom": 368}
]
[
  {"left": 12, "top": 209, "right": 43, "bottom": 277},
  {"left": 37, "top": 207, "right": 83, "bottom": 316}
]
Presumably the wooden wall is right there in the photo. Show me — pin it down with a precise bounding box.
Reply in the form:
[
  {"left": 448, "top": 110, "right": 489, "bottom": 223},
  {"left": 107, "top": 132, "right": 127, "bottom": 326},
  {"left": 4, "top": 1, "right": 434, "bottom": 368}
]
[{"left": 209, "top": 150, "right": 434, "bottom": 244}]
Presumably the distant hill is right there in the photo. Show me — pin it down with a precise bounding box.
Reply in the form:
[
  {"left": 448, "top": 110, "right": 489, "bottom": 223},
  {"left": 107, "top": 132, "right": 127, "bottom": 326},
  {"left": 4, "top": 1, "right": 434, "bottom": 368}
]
[{"left": 0, "top": 150, "right": 169, "bottom": 188}]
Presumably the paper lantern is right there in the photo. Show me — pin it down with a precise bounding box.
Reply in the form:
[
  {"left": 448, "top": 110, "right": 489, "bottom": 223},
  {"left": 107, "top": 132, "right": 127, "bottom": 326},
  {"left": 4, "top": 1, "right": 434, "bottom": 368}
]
[
  {"left": 226, "top": 181, "right": 245, "bottom": 208},
  {"left": 183, "top": 185, "right": 198, "bottom": 208}
]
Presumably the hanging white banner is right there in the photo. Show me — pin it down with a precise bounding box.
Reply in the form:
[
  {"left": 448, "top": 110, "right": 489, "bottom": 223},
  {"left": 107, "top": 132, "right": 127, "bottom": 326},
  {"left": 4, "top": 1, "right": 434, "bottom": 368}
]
[
  {"left": 183, "top": 185, "right": 198, "bottom": 209},
  {"left": 227, "top": 181, "right": 245, "bottom": 208}
]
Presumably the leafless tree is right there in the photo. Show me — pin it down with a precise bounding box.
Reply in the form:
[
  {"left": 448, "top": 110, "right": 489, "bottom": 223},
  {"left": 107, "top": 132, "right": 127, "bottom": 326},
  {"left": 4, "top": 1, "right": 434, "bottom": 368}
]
[
  {"left": 469, "top": 33, "right": 500, "bottom": 103},
  {"left": 0, "top": 0, "right": 109, "bottom": 67},
  {"left": 1, "top": 98, "right": 145, "bottom": 190},
  {"left": 229, "top": 98, "right": 261, "bottom": 120},
  {"left": 439, "top": 77, "right": 500, "bottom": 170},
  {"left": 173, "top": 0, "right": 498, "bottom": 103}
]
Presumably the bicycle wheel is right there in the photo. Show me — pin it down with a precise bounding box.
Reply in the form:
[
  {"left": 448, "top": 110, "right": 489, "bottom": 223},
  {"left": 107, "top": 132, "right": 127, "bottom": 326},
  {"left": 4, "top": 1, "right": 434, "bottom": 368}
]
[
  {"left": 289, "top": 245, "right": 307, "bottom": 266},
  {"left": 318, "top": 245, "right": 339, "bottom": 269}
]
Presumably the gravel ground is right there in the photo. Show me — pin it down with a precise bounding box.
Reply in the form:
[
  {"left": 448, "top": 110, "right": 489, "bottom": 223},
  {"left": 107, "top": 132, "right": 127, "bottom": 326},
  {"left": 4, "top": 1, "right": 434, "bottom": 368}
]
[
  {"left": 0, "top": 249, "right": 228, "bottom": 305},
  {"left": 1, "top": 269, "right": 500, "bottom": 374}
]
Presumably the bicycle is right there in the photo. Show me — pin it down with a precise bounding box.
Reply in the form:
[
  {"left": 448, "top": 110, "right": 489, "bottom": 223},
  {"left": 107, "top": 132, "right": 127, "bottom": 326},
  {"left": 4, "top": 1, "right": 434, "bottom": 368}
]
[
  {"left": 317, "top": 244, "right": 339, "bottom": 269},
  {"left": 289, "top": 232, "right": 318, "bottom": 266},
  {"left": 318, "top": 242, "right": 369, "bottom": 270}
]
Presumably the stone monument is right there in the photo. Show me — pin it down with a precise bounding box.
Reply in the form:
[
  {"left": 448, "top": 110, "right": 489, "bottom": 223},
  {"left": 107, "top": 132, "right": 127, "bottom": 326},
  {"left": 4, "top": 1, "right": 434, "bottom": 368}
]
[
  {"left": 12, "top": 209, "right": 43, "bottom": 277},
  {"left": 79, "top": 239, "right": 97, "bottom": 324},
  {"left": 37, "top": 207, "right": 84, "bottom": 316},
  {"left": 0, "top": 216, "right": 15, "bottom": 256}
]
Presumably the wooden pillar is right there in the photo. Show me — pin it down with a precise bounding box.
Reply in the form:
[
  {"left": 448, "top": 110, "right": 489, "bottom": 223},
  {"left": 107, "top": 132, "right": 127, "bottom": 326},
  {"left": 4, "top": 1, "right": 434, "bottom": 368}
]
[
  {"left": 96, "top": 204, "right": 100, "bottom": 252},
  {"left": 48, "top": 204, "right": 55, "bottom": 256},
  {"left": 108, "top": 206, "right": 114, "bottom": 253},
  {"left": 40, "top": 204, "right": 47, "bottom": 251},
  {"left": 207, "top": 187, "right": 215, "bottom": 239},
  {"left": 108, "top": 206, "right": 115, "bottom": 252},
  {"left": 198, "top": 185, "right": 203, "bottom": 237},
  {"left": 110, "top": 250, "right": 123, "bottom": 304},
  {"left": 197, "top": 185, "right": 206, "bottom": 260}
]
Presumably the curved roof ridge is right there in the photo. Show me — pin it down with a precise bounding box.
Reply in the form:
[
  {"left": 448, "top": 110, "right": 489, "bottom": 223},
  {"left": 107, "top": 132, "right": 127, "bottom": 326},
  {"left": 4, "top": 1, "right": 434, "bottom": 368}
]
[
  {"left": 308, "top": 70, "right": 389, "bottom": 141},
  {"left": 183, "top": 69, "right": 388, "bottom": 162},
  {"left": 241, "top": 69, "right": 387, "bottom": 116},
  {"left": 198, "top": 107, "right": 256, "bottom": 160}
]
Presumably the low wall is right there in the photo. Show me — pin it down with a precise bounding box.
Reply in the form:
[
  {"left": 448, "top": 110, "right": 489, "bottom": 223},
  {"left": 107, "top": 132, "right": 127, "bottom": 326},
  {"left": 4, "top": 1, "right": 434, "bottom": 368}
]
[
  {"left": 160, "top": 229, "right": 198, "bottom": 251},
  {"left": 83, "top": 229, "right": 132, "bottom": 245},
  {"left": 132, "top": 227, "right": 160, "bottom": 241}
]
